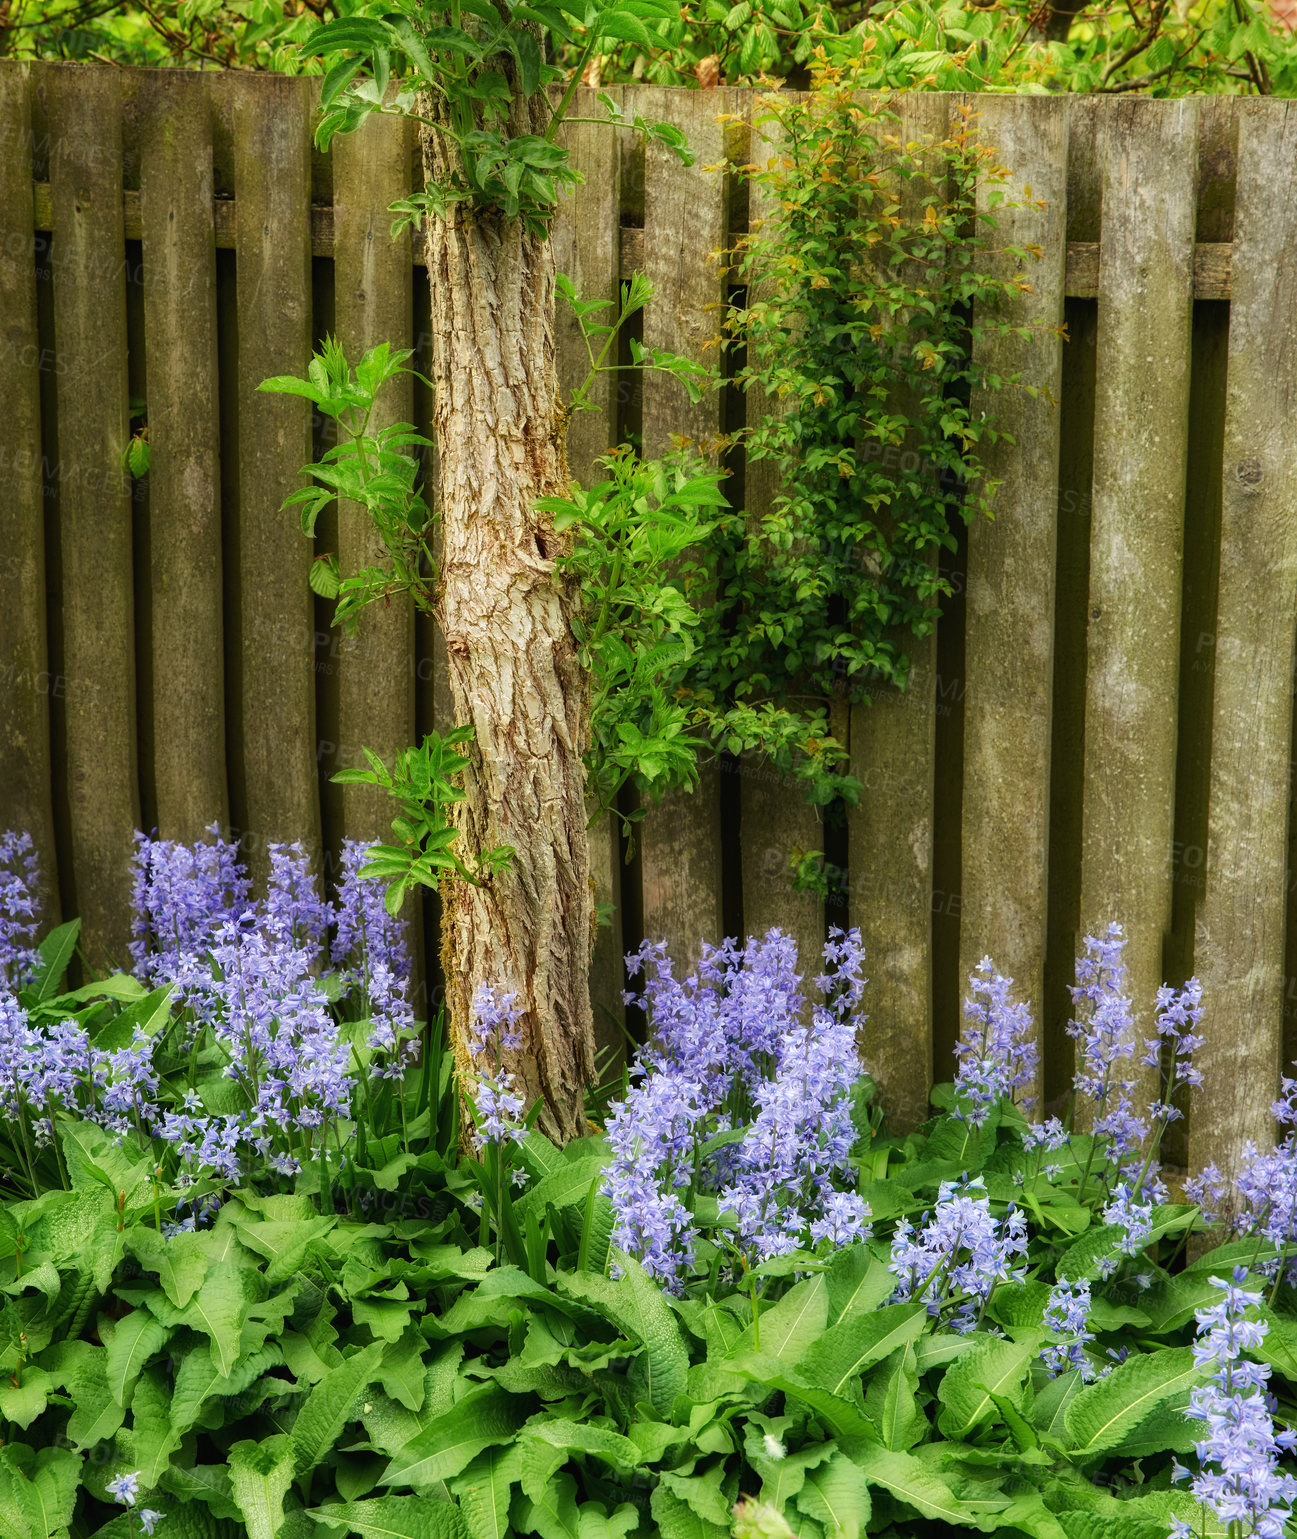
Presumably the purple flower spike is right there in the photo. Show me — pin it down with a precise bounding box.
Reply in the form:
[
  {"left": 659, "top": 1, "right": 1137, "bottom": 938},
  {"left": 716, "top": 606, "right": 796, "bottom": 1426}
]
[
  {"left": 0, "top": 831, "right": 41, "bottom": 991},
  {"left": 953, "top": 958, "right": 1038, "bottom": 1125}
]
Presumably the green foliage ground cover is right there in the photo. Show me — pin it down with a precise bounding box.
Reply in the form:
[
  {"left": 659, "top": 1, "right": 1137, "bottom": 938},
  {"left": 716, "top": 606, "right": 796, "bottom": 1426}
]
[{"left": 0, "top": 879, "right": 1294, "bottom": 1539}]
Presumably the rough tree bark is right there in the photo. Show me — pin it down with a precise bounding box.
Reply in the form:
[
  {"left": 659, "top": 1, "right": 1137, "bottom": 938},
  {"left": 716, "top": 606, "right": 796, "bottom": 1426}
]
[{"left": 418, "top": 91, "right": 597, "bottom": 1144}]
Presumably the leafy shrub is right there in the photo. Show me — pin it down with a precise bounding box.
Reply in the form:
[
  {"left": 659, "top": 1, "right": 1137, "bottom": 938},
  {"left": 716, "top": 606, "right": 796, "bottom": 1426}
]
[{"left": 3, "top": 828, "right": 1297, "bottom": 1539}]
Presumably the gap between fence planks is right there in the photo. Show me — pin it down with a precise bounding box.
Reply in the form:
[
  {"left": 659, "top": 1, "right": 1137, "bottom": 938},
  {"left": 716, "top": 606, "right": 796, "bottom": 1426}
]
[
  {"left": 0, "top": 64, "right": 61, "bottom": 926},
  {"left": 137, "top": 70, "right": 227, "bottom": 844},
  {"left": 227, "top": 72, "right": 321, "bottom": 890},
  {"left": 957, "top": 95, "right": 1068, "bottom": 1110},
  {"left": 634, "top": 86, "right": 728, "bottom": 977},
  {"left": 1191, "top": 99, "right": 1297, "bottom": 1188},
  {"left": 46, "top": 64, "right": 140, "bottom": 976},
  {"left": 1078, "top": 98, "right": 1198, "bottom": 1110}
]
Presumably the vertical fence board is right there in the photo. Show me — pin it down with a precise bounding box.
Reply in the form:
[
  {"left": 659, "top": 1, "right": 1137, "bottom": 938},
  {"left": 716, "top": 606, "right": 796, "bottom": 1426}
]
[
  {"left": 636, "top": 86, "right": 727, "bottom": 972},
  {"left": 232, "top": 74, "right": 320, "bottom": 886},
  {"left": 0, "top": 64, "right": 61, "bottom": 925},
  {"left": 738, "top": 112, "right": 825, "bottom": 976},
  {"left": 332, "top": 114, "right": 415, "bottom": 845},
  {"left": 137, "top": 71, "right": 227, "bottom": 842},
  {"left": 958, "top": 96, "right": 1067, "bottom": 1102},
  {"left": 1078, "top": 99, "right": 1197, "bottom": 1086},
  {"left": 553, "top": 95, "right": 626, "bottom": 1051},
  {"left": 1191, "top": 101, "right": 1297, "bottom": 1184},
  {"left": 331, "top": 111, "right": 420, "bottom": 985},
  {"left": 48, "top": 65, "right": 139, "bottom": 972},
  {"left": 843, "top": 92, "right": 949, "bottom": 1134}
]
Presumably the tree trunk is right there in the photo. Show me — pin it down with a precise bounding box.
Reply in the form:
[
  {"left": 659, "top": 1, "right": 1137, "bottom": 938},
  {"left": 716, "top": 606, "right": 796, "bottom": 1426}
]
[{"left": 418, "top": 95, "right": 597, "bottom": 1144}]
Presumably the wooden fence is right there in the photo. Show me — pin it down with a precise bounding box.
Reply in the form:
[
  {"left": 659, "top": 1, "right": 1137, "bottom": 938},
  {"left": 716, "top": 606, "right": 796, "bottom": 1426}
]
[{"left": 2, "top": 62, "right": 1297, "bottom": 1181}]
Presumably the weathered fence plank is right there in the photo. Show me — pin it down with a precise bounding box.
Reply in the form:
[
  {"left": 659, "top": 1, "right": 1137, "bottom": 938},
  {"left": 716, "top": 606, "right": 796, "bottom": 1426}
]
[
  {"left": 635, "top": 86, "right": 727, "bottom": 973},
  {"left": 1078, "top": 98, "right": 1197, "bottom": 1093},
  {"left": 1191, "top": 101, "right": 1297, "bottom": 1185},
  {"left": 957, "top": 95, "right": 1068, "bottom": 1103},
  {"left": 332, "top": 113, "right": 416, "bottom": 845},
  {"left": 844, "top": 91, "right": 949, "bottom": 1134},
  {"left": 0, "top": 64, "right": 60, "bottom": 925},
  {"left": 46, "top": 64, "right": 139, "bottom": 973},
  {"left": 137, "top": 70, "right": 227, "bottom": 843},
  {"left": 553, "top": 97, "right": 626, "bottom": 1051},
  {"left": 737, "top": 112, "right": 826, "bottom": 978},
  {"left": 231, "top": 73, "right": 320, "bottom": 887}
]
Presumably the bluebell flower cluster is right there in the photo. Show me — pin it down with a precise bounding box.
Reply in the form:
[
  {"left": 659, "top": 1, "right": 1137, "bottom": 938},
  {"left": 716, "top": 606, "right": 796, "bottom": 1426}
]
[
  {"left": 0, "top": 826, "right": 422, "bottom": 1193},
  {"left": 888, "top": 1176, "right": 1028, "bottom": 1331},
  {"left": 952, "top": 959, "right": 1038, "bottom": 1126},
  {"left": 1040, "top": 1277, "right": 1097, "bottom": 1380},
  {"left": 333, "top": 840, "right": 416, "bottom": 1080},
  {"left": 130, "top": 826, "right": 249, "bottom": 997},
  {"left": 467, "top": 984, "right": 526, "bottom": 1150},
  {"left": 1171, "top": 1268, "right": 1297, "bottom": 1539},
  {"left": 0, "top": 831, "right": 41, "bottom": 990},
  {"left": 604, "top": 928, "right": 872, "bottom": 1289}
]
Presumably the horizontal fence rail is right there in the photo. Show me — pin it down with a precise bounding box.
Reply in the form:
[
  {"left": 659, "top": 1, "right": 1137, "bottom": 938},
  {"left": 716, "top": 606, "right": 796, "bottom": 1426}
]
[{"left": 2, "top": 61, "right": 1297, "bottom": 1184}]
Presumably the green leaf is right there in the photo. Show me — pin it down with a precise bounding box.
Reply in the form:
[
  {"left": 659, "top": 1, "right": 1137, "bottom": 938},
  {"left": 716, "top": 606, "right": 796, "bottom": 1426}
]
[
  {"left": 863, "top": 1343, "right": 920, "bottom": 1451},
  {"left": 515, "top": 1156, "right": 609, "bottom": 1221},
  {"left": 851, "top": 1444, "right": 982, "bottom": 1527},
  {"left": 32, "top": 920, "right": 80, "bottom": 1003},
  {"left": 124, "top": 1226, "right": 210, "bottom": 1309},
  {"left": 102, "top": 1309, "right": 170, "bottom": 1407},
  {"left": 649, "top": 1483, "right": 728, "bottom": 1539},
  {"left": 795, "top": 1450, "right": 871, "bottom": 1539},
  {"left": 1063, "top": 1346, "right": 1200, "bottom": 1456},
  {"left": 308, "top": 1498, "right": 468, "bottom": 1539},
  {"left": 936, "top": 1336, "right": 1035, "bottom": 1438},
  {"left": 448, "top": 1444, "right": 522, "bottom": 1539},
  {"left": 292, "top": 1343, "right": 385, "bottom": 1475},
  {"left": 228, "top": 1436, "right": 296, "bottom": 1539},
  {"left": 732, "top": 1275, "right": 827, "bottom": 1365},
  {"left": 604, "top": 1251, "right": 689, "bottom": 1417},
  {"left": 380, "top": 1384, "right": 527, "bottom": 1490},
  {"left": 796, "top": 1302, "right": 927, "bottom": 1397}
]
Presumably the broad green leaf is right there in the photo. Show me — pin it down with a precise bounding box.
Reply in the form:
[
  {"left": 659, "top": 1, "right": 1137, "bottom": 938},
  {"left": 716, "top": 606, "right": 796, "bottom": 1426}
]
[
  {"left": 936, "top": 1336, "right": 1035, "bottom": 1437},
  {"left": 448, "top": 1444, "right": 522, "bottom": 1539},
  {"left": 1064, "top": 1347, "right": 1200, "bottom": 1456},
  {"left": 649, "top": 1483, "right": 728, "bottom": 1539},
  {"left": 564, "top": 1253, "right": 688, "bottom": 1418},
  {"left": 381, "top": 1384, "right": 527, "bottom": 1490},
  {"left": 513, "top": 1471, "right": 584, "bottom": 1539},
  {"left": 796, "top": 1302, "right": 926, "bottom": 1397},
  {"left": 731, "top": 1275, "right": 827, "bottom": 1365},
  {"left": 657, "top": 1466, "right": 731, "bottom": 1528},
  {"left": 863, "top": 1343, "right": 920, "bottom": 1451},
  {"left": 795, "top": 1450, "right": 871, "bottom": 1539},
  {"left": 851, "top": 1444, "right": 982, "bottom": 1527},
  {"left": 125, "top": 1225, "right": 211, "bottom": 1309},
  {"left": 102, "top": 1309, "right": 169, "bottom": 1407},
  {"left": 167, "top": 1262, "right": 258, "bottom": 1376},
  {"left": 292, "top": 1342, "right": 385, "bottom": 1475},
  {"left": 308, "top": 1497, "right": 467, "bottom": 1539},
  {"left": 515, "top": 1156, "right": 609, "bottom": 1220},
  {"left": 32, "top": 920, "right": 80, "bottom": 1002},
  {"left": 228, "top": 1435, "right": 295, "bottom": 1539},
  {"left": 519, "top": 1416, "right": 642, "bottom": 1473},
  {"left": 119, "top": 1363, "right": 185, "bottom": 1486},
  {"left": 172, "top": 1343, "right": 284, "bottom": 1436},
  {"left": 824, "top": 1246, "right": 897, "bottom": 1326}
]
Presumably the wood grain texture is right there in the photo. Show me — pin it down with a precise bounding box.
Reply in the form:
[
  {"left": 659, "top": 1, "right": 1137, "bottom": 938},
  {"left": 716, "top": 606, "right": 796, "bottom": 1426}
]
[
  {"left": 958, "top": 95, "right": 1068, "bottom": 1105},
  {"left": 1078, "top": 98, "right": 1197, "bottom": 1098},
  {"left": 332, "top": 112, "right": 416, "bottom": 844},
  {"left": 553, "top": 94, "right": 626, "bottom": 1050},
  {"left": 0, "top": 63, "right": 60, "bottom": 927},
  {"left": 47, "top": 64, "right": 139, "bottom": 972},
  {"left": 635, "top": 86, "right": 727, "bottom": 973},
  {"left": 137, "top": 70, "right": 227, "bottom": 842},
  {"left": 737, "top": 114, "right": 824, "bottom": 975},
  {"left": 1191, "top": 100, "right": 1297, "bottom": 1184},
  {"left": 231, "top": 73, "right": 320, "bottom": 888},
  {"left": 844, "top": 92, "right": 950, "bottom": 1135}
]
